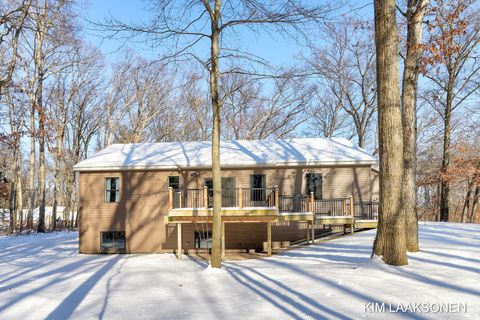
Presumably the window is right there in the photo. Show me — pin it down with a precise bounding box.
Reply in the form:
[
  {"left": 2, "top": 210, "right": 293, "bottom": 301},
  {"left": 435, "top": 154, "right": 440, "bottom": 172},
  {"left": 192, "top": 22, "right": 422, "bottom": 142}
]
[
  {"left": 101, "top": 231, "right": 126, "bottom": 251},
  {"left": 251, "top": 174, "right": 266, "bottom": 202},
  {"left": 105, "top": 177, "right": 120, "bottom": 203},
  {"left": 194, "top": 231, "right": 212, "bottom": 249},
  {"left": 306, "top": 173, "right": 322, "bottom": 199},
  {"left": 168, "top": 176, "right": 180, "bottom": 190}
]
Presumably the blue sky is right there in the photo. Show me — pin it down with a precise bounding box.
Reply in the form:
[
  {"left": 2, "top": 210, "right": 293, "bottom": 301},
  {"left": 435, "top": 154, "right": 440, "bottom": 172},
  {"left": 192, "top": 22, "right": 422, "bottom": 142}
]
[
  {"left": 83, "top": 0, "right": 305, "bottom": 66},
  {"left": 81, "top": 0, "right": 374, "bottom": 68}
]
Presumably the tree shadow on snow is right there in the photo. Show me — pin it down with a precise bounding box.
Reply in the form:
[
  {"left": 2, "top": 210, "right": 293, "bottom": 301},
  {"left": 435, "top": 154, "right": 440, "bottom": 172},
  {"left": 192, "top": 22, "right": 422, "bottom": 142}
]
[
  {"left": 45, "top": 255, "right": 121, "bottom": 320},
  {"left": 226, "top": 254, "right": 425, "bottom": 319}
]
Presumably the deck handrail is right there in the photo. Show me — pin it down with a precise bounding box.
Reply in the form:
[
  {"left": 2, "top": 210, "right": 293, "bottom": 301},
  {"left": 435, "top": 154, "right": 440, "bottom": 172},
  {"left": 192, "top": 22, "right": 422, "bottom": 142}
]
[
  {"left": 169, "top": 187, "right": 277, "bottom": 209},
  {"left": 168, "top": 187, "right": 379, "bottom": 220}
]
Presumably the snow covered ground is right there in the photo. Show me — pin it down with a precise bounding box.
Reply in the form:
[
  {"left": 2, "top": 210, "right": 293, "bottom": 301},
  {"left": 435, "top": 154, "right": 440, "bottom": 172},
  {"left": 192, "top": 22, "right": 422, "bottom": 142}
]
[{"left": 0, "top": 223, "right": 478, "bottom": 320}]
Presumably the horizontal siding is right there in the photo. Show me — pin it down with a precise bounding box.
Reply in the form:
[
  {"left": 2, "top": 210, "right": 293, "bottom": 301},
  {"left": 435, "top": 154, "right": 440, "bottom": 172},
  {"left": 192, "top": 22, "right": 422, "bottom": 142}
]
[{"left": 79, "top": 165, "right": 375, "bottom": 253}]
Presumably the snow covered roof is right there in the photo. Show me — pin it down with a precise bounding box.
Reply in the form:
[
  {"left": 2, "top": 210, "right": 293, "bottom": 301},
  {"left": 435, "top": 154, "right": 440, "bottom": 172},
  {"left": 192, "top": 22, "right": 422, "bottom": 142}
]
[{"left": 73, "top": 137, "right": 377, "bottom": 172}]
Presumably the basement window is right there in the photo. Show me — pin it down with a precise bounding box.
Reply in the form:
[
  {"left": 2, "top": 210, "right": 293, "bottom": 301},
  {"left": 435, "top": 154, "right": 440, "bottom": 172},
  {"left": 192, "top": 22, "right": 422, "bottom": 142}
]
[
  {"left": 101, "top": 231, "right": 126, "bottom": 251},
  {"left": 194, "top": 231, "right": 212, "bottom": 249},
  {"left": 105, "top": 177, "right": 120, "bottom": 203}
]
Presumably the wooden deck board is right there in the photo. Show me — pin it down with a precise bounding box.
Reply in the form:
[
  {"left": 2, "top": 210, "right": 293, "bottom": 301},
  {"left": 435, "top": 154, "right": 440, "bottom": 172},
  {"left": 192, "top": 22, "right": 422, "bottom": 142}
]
[
  {"left": 355, "top": 220, "right": 378, "bottom": 229},
  {"left": 165, "top": 208, "right": 378, "bottom": 227}
]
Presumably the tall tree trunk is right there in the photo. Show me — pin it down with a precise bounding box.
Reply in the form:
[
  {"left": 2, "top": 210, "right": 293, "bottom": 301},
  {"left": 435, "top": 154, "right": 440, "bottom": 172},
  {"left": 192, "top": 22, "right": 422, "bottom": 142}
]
[
  {"left": 37, "top": 86, "right": 46, "bottom": 233},
  {"left": 209, "top": 0, "right": 222, "bottom": 268},
  {"left": 461, "top": 181, "right": 473, "bottom": 223},
  {"left": 372, "top": 0, "right": 408, "bottom": 265},
  {"left": 27, "top": 100, "right": 35, "bottom": 229},
  {"left": 16, "top": 163, "right": 23, "bottom": 231},
  {"left": 401, "top": 0, "right": 428, "bottom": 253},
  {"left": 52, "top": 169, "right": 58, "bottom": 231},
  {"left": 8, "top": 96, "right": 21, "bottom": 233},
  {"left": 36, "top": 4, "right": 47, "bottom": 233},
  {"left": 52, "top": 113, "right": 66, "bottom": 231},
  {"left": 440, "top": 84, "right": 453, "bottom": 222},
  {"left": 468, "top": 185, "right": 479, "bottom": 223},
  {"left": 8, "top": 180, "right": 16, "bottom": 233}
]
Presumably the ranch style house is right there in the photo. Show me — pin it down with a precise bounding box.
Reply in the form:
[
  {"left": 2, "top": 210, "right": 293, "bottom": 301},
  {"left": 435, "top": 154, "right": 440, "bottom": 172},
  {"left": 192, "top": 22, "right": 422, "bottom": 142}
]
[{"left": 73, "top": 138, "right": 379, "bottom": 255}]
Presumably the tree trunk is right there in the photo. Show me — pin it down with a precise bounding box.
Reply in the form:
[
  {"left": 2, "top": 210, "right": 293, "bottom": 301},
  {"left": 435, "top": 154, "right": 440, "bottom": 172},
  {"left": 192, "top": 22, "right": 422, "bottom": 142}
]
[
  {"left": 440, "top": 82, "right": 454, "bottom": 222},
  {"left": 27, "top": 100, "right": 35, "bottom": 229},
  {"left": 8, "top": 180, "right": 16, "bottom": 233},
  {"left": 468, "top": 185, "right": 479, "bottom": 223},
  {"left": 37, "top": 85, "right": 46, "bottom": 233},
  {"left": 209, "top": 0, "right": 222, "bottom": 268},
  {"left": 52, "top": 168, "right": 58, "bottom": 231},
  {"left": 401, "top": 0, "right": 428, "bottom": 253},
  {"left": 36, "top": 0, "right": 47, "bottom": 233},
  {"left": 16, "top": 164, "right": 23, "bottom": 232},
  {"left": 461, "top": 182, "right": 473, "bottom": 223},
  {"left": 372, "top": 0, "right": 408, "bottom": 265}
]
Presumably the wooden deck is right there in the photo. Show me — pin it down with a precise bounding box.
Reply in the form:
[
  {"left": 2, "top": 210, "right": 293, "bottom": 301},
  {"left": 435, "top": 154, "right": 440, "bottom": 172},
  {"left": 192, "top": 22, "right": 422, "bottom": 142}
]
[{"left": 166, "top": 187, "right": 378, "bottom": 258}]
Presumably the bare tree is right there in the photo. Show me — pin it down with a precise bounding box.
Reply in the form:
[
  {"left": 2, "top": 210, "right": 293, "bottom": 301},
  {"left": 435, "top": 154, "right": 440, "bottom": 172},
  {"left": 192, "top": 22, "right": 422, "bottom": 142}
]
[
  {"left": 306, "top": 89, "right": 350, "bottom": 138},
  {"left": 372, "top": 0, "right": 408, "bottom": 266},
  {"left": 423, "top": 0, "right": 480, "bottom": 222},
  {"left": 99, "top": 0, "right": 334, "bottom": 268},
  {"left": 0, "top": 0, "right": 31, "bottom": 94},
  {"left": 221, "top": 73, "right": 312, "bottom": 140},
  {"left": 5, "top": 91, "right": 25, "bottom": 232},
  {"left": 307, "top": 18, "right": 377, "bottom": 149},
  {"left": 399, "top": 0, "right": 429, "bottom": 252}
]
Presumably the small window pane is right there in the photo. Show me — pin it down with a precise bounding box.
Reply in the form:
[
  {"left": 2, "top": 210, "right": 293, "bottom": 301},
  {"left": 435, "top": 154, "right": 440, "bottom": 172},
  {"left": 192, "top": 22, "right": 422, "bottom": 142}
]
[
  {"left": 101, "top": 231, "right": 126, "bottom": 251},
  {"left": 105, "top": 178, "right": 120, "bottom": 203}
]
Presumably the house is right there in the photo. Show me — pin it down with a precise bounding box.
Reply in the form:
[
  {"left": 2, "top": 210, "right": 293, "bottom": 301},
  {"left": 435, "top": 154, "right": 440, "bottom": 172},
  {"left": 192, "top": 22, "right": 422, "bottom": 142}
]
[{"left": 73, "top": 137, "right": 379, "bottom": 254}]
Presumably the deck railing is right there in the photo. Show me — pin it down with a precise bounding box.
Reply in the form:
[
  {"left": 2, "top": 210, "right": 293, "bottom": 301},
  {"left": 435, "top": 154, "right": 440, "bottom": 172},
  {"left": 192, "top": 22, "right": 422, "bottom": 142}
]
[
  {"left": 240, "top": 187, "right": 277, "bottom": 208},
  {"left": 278, "top": 194, "right": 311, "bottom": 213},
  {"left": 353, "top": 201, "right": 379, "bottom": 220},
  {"left": 312, "top": 198, "right": 347, "bottom": 216},
  {"left": 169, "top": 187, "right": 379, "bottom": 220},
  {"left": 169, "top": 187, "right": 277, "bottom": 209}
]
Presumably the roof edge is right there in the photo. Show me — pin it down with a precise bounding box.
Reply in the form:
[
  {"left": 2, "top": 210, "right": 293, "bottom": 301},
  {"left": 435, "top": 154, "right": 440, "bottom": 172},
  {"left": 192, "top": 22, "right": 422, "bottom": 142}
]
[{"left": 73, "top": 160, "right": 377, "bottom": 172}]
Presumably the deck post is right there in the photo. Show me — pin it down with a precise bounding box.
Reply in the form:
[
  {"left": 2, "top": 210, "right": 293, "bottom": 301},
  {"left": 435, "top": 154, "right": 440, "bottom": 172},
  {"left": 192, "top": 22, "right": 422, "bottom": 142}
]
[
  {"left": 350, "top": 195, "right": 355, "bottom": 234},
  {"left": 274, "top": 185, "right": 279, "bottom": 208},
  {"left": 311, "top": 219, "right": 315, "bottom": 243},
  {"left": 168, "top": 187, "right": 173, "bottom": 210},
  {"left": 267, "top": 221, "right": 272, "bottom": 256},
  {"left": 238, "top": 187, "right": 243, "bottom": 208},
  {"left": 203, "top": 186, "right": 208, "bottom": 208},
  {"left": 309, "top": 192, "right": 314, "bottom": 212},
  {"left": 221, "top": 221, "right": 225, "bottom": 259},
  {"left": 342, "top": 198, "right": 347, "bottom": 216},
  {"left": 178, "top": 191, "right": 183, "bottom": 209},
  {"left": 306, "top": 221, "right": 310, "bottom": 243},
  {"left": 350, "top": 195, "right": 354, "bottom": 217},
  {"left": 177, "top": 223, "right": 182, "bottom": 259}
]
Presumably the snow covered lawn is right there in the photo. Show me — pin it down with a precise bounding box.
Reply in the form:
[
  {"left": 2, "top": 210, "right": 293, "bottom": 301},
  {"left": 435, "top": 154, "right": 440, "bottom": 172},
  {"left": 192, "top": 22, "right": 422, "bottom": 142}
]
[{"left": 0, "top": 223, "right": 478, "bottom": 319}]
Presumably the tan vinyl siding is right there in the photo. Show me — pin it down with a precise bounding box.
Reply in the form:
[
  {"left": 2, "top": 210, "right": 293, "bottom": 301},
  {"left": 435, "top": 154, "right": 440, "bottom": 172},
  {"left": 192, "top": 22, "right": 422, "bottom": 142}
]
[{"left": 79, "top": 165, "right": 376, "bottom": 253}]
